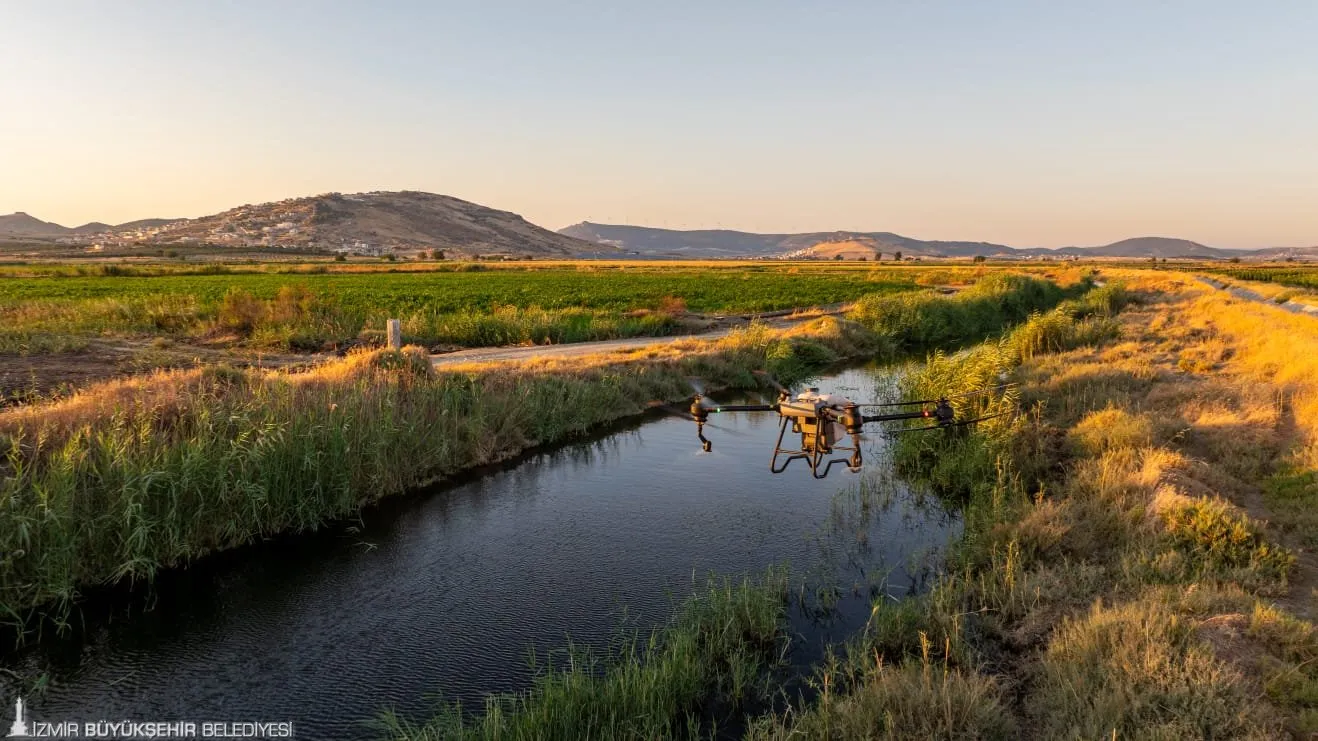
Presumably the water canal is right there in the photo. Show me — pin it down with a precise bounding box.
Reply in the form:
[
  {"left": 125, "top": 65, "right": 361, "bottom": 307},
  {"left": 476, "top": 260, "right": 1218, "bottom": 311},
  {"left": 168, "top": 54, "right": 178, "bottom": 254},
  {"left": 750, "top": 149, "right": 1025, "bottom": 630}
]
[{"left": 4, "top": 365, "right": 962, "bottom": 739}]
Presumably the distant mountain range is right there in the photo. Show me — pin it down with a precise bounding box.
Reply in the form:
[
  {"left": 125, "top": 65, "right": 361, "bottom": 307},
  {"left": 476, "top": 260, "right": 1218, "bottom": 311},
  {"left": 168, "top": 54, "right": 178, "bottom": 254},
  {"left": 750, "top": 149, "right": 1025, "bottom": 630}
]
[
  {"left": 559, "top": 223, "right": 1318, "bottom": 261},
  {"left": 4, "top": 199, "right": 1314, "bottom": 260},
  {"left": 0, "top": 192, "right": 605, "bottom": 257}
]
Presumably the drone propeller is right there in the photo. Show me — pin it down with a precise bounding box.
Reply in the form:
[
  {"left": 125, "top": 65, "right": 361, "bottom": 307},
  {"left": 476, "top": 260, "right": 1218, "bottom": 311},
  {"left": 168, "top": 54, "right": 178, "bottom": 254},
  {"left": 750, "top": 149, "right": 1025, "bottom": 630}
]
[
  {"left": 685, "top": 378, "right": 734, "bottom": 412},
  {"left": 686, "top": 376, "right": 709, "bottom": 397},
  {"left": 647, "top": 401, "right": 757, "bottom": 437},
  {"left": 857, "top": 383, "right": 1019, "bottom": 408}
]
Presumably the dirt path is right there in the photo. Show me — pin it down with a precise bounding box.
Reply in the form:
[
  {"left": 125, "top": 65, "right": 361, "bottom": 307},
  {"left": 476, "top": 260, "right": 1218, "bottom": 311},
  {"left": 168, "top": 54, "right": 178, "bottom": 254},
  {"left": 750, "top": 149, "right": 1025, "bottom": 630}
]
[
  {"left": 1196, "top": 275, "right": 1318, "bottom": 317},
  {"left": 429, "top": 307, "right": 848, "bottom": 368}
]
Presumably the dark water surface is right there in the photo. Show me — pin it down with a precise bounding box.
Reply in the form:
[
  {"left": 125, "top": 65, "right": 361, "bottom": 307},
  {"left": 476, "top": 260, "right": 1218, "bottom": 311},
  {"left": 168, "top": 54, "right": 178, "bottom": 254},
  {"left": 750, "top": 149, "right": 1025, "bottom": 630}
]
[{"left": 4, "top": 366, "right": 960, "bottom": 739}]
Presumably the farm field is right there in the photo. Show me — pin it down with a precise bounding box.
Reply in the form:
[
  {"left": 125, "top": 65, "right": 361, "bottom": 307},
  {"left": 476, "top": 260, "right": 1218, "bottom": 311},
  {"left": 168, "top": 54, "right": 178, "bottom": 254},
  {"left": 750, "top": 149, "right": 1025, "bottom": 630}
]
[
  {"left": 0, "top": 263, "right": 924, "bottom": 314},
  {"left": 0, "top": 261, "right": 976, "bottom": 401},
  {"left": 1210, "top": 265, "right": 1318, "bottom": 290}
]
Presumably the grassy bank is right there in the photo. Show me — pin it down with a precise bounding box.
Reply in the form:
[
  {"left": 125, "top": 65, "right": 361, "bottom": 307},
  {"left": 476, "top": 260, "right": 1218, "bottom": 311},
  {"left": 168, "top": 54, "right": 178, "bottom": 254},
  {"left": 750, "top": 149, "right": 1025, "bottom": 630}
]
[
  {"left": 745, "top": 272, "right": 1318, "bottom": 738},
  {"left": 0, "top": 272, "right": 1083, "bottom": 639}
]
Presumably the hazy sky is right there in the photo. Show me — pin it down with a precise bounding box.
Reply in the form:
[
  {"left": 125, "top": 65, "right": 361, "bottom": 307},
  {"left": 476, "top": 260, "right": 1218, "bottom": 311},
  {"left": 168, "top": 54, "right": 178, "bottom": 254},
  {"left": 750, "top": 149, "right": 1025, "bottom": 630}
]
[{"left": 3, "top": 1, "right": 1316, "bottom": 248}]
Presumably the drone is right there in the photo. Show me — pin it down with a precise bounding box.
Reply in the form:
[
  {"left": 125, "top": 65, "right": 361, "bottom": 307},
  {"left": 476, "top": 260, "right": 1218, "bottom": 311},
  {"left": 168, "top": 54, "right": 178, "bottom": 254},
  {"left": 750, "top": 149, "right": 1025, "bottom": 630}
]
[{"left": 660, "top": 371, "right": 1012, "bottom": 479}]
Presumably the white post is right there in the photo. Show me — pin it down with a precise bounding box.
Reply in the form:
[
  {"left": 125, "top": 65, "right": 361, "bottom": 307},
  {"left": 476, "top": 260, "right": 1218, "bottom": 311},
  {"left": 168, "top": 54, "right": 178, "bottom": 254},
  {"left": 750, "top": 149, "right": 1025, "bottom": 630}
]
[{"left": 387, "top": 319, "right": 402, "bottom": 350}]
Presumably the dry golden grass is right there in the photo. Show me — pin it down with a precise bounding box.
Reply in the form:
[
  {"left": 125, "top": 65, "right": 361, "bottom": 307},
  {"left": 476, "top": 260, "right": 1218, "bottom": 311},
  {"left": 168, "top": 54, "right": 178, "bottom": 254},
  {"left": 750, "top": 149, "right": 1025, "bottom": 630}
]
[
  {"left": 754, "top": 269, "right": 1318, "bottom": 739},
  {"left": 1004, "top": 269, "right": 1318, "bottom": 735}
]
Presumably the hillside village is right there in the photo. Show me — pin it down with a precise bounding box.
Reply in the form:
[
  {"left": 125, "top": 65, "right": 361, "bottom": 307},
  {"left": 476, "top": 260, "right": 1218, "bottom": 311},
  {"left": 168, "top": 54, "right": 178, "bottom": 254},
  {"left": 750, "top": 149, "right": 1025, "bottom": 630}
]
[
  {"left": 41, "top": 191, "right": 601, "bottom": 258},
  {"left": 72, "top": 194, "right": 414, "bottom": 256}
]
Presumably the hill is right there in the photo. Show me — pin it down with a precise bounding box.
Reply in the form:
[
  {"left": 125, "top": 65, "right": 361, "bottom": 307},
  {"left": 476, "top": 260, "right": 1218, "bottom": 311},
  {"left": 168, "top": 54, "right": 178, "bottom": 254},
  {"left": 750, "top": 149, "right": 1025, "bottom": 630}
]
[
  {"left": 1252, "top": 246, "right": 1318, "bottom": 261},
  {"left": 2, "top": 192, "right": 607, "bottom": 256},
  {"left": 0, "top": 212, "right": 72, "bottom": 238},
  {"left": 558, "top": 223, "right": 1015, "bottom": 259},
  {"left": 558, "top": 223, "right": 1289, "bottom": 261},
  {"left": 117, "top": 191, "right": 607, "bottom": 256},
  {"left": 1049, "top": 237, "right": 1230, "bottom": 259}
]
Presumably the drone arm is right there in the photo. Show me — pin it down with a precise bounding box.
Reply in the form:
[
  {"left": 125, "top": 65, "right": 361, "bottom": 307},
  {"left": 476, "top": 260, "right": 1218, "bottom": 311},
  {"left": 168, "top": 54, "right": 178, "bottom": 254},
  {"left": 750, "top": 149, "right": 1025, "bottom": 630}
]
[
  {"left": 705, "top": 404, "right": 777, "bottom": 413},
  {"left": 861, "top": 399, "right": 955, "bottom": 426},
  {"left": 860, "top": 410, "right": 934, "bottom": 424}
]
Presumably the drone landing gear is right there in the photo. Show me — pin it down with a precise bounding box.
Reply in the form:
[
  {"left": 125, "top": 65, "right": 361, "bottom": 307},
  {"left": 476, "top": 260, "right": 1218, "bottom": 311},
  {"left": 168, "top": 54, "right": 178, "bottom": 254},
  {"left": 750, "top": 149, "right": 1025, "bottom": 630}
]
[{"left": 768, "top": 417, "right": 864, "bottom": 479}]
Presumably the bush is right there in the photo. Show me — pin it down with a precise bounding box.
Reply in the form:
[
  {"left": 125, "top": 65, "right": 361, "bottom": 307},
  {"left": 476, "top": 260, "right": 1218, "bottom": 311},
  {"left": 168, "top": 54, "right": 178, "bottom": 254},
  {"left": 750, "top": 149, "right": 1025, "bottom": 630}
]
[
  {"left": 1157, "top": 497, "right": 1294, "bottom": 582},
  {"left": 217, "top": 288, "right": 265, "bottom": 334},
  {"left": 270, "top": 284, "right": 315, "bottom": 324},
  {"left": 765, "top": 338, "right": 839, "bottom": 387},
  {"left": 656, "top": 296, "right": 687, "bottom": 315}
]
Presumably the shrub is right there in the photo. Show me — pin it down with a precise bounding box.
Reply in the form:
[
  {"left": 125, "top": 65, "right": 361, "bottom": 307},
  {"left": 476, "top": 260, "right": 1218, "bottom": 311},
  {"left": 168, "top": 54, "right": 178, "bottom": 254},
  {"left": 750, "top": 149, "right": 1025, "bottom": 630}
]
[
  {"left": 217, "top": 288, "right": 265, "bottom": 334},
  {"left": 656, "top": 296, "right": 687, "bottom": 315},
  {"left": 1158, "top": 497, "right": 1294, "bottom": 583},
  {"left": 270, "top": 284, "right": 315, "bottom": 324},
  {"left": 765, "top": 338, "right": 840, "bottom": 387}
]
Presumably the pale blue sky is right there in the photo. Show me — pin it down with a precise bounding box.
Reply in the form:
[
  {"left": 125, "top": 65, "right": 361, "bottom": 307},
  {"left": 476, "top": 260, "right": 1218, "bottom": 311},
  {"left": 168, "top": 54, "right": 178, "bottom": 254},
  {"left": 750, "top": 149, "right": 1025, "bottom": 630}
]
[{"left": 2, "top": 1, "right": 1316, "bottom": 247}]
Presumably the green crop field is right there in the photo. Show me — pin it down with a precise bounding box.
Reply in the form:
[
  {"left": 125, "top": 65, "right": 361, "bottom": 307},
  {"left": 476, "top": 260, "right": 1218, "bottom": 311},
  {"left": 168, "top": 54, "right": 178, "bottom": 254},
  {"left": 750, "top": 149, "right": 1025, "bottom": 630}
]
[
  {"left": 1209, "top": 266, "right": 1318, "bottom": 290},
  {"left": 0, "top": 263, "right": 940, "bottom": 357},
  {"left": 0, "top": 265, "right": 916, "bottom": 314}
]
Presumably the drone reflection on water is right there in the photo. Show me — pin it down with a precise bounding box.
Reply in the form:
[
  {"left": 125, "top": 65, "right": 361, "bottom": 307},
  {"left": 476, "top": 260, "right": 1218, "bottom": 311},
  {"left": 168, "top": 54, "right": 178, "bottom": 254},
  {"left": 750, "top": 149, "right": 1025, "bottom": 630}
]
[{"left": 3, "top": 365, "right": 961, "bottom": 741}]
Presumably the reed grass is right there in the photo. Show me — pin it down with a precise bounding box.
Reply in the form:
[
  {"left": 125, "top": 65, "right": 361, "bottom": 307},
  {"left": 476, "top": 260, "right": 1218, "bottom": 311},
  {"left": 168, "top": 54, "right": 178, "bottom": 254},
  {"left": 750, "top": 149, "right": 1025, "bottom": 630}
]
[
  {"left": 849, "top": 272, "right": 1076, "bottom": 351},
  {"left": 378, "top": 571, "right": 789, "bottom": 740}
]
